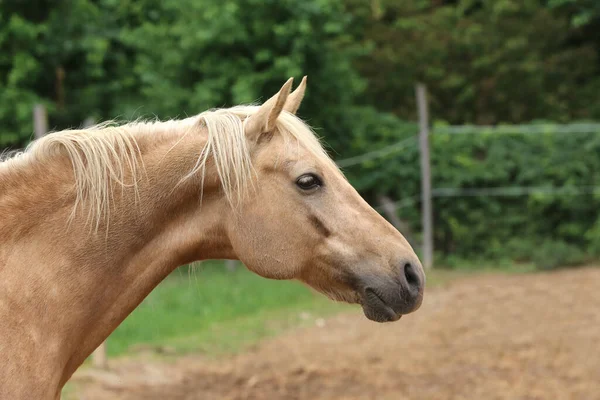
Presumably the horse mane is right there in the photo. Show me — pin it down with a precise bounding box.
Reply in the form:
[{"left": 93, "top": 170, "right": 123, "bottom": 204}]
[{"left": 0, "top": 106, "right": 337, "bottom": 230}]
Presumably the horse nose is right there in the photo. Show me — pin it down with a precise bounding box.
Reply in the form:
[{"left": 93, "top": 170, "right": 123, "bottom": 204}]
[
  {"left": 403, "top": 261, "right": 422, "bottom": 294},
  {"left": 398, "top": 259, "right": 424, "bottom": 312}
]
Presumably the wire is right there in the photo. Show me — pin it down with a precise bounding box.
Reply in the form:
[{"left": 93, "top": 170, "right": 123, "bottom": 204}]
[
  {"left": 335, "top": 123, "right": 600, "bottom": 168},
  {"left": 374, "top": 196, "right": 419, "bottom": 212},
  {"left": 433, "top": 123, "right": 600, "bottom": 135},
  {"left": 375, "top": 185, "right": 600, "bottom": 212},
  {"left": 433, "top": 185, "right": 600, "bottom": 197},
  {"left": 336, "top": 136, "right": 417, "bottom": 168}
]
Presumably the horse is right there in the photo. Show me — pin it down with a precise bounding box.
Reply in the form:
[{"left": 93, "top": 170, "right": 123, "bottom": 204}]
[{"left": 0, "top": 77, "right": 424, "bottom": 399}]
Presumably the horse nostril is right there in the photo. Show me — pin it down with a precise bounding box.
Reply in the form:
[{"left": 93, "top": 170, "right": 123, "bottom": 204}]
[{"left": 404, "top": 262, "right": 421, "bottom": 291}]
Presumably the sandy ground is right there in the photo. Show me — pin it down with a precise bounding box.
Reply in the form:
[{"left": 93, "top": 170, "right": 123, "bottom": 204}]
[{"left": 71, "top": 267, "right": 600, "bottom": 400}]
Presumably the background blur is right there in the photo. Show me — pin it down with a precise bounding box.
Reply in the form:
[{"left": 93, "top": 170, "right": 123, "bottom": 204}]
[{"left": 2, "top": 1, "right": 599, "bottom": 399}]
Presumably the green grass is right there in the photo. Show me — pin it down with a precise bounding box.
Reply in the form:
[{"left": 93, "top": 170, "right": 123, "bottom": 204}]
[
  {"left": 99, "top": 261, "right": 535, "bottom": 358},
  {"left": 105, "top": 261, "right": 351, "bottom": 357}
]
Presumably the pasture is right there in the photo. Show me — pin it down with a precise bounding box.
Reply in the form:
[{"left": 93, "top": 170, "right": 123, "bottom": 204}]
[{"left": 68, "top": 265, "right": 599, "bottom": 399}]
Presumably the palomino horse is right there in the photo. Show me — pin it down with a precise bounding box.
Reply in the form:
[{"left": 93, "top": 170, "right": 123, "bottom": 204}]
[{"left": 0, "top": 77, "right": 424, "bottom": 399}]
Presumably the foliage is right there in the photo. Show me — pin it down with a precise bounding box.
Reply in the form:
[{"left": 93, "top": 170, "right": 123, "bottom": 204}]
[
  {"left": 531, "top": 239, "right": 587, "bottom": 270},
  {"left": 549, "top": 0, "right": 600, "bottom": 27},
  {"left": 0, "top": 0, "right": 369, "bottom": 151},
  {"left": 344, "top": 122, "right": 600, "bottom": 267},
  {"left": 2, "top": 0, "right": 600, "bottom": 267},
  {"left": 344, "top": 0, "right": 600, "bottom": 124}
]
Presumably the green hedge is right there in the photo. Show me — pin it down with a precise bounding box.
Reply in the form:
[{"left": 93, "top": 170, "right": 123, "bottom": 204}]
[{"left": 343, "top": 120, "right": 600, "bottom": 269}]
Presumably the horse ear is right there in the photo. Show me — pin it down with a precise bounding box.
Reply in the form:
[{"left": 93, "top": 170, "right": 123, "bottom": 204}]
[
  {"left": 245, "top": 78, "right": 294, "bottom": 141},
  {"left": 284, "top": 76, "right": 307, "bottom": 115}
]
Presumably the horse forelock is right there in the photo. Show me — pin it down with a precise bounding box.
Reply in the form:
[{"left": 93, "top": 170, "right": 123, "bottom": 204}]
[
  {"left": 0, "top": 106, "right": 337, "bottom": 230},
  {"left": 197, "top": 105, "right": 339, "bottom": 206}
]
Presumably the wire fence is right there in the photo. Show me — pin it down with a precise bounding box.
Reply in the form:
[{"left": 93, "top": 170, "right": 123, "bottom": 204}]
[
  {"left": 334, "top": 93, "right": 600, "bottom": 268},
  {"left": 336, "top": 122, "right": 600, "bottom": 168},
  {"left": 374, "top": 185, "right": 600, "bottom": 213},
  {"left": 336, "top": 136, "right": 417, "bottom": 168},
  {"left": 434, "top": 122, "right": 600, "bottom": 135},
  {"left": 337, "top": 122, "right": 600, "bottom": 213}
]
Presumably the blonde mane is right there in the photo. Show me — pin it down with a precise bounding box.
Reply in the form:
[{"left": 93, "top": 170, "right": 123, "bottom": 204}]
[{"left": 0, "top": 106, "right": 337, "bottom": 230}]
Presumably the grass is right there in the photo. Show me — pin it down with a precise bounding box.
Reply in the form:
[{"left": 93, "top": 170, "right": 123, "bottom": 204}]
[
  {"left": 93, "top": 261, "right": 537, "bottom": 359},
  {"left": 104, "top": 261, "right": 350, "bottom": 357}
]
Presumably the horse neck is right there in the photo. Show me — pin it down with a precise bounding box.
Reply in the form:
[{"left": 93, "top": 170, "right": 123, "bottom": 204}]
[{"left": 0, "top": 122, "right": 235, "bottom": 397}]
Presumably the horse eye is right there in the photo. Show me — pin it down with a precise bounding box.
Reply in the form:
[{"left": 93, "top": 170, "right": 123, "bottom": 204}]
[{"left": 296, "top": 173, "right": 322, "bottom": 190}]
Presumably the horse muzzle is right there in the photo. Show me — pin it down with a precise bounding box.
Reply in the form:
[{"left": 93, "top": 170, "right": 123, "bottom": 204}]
[{"left": 359, "top": 260, "right": 425, "bottom": 323}]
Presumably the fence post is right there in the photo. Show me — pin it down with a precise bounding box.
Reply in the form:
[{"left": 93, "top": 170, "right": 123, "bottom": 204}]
[
  {"left": 377, "top": 194, "right": 416, "bottom": 248},
  {"left": 225, "top": 260, "right": 238, "bottom": 272},
  {"left": 33, "top": 104, "right": 48, "bottom": 139},
  {"left": 91, "top": 342, "right": 108, "bottom": 369},
  {"left": 416, "top": 84, "right": 433, "bottom": 270}
]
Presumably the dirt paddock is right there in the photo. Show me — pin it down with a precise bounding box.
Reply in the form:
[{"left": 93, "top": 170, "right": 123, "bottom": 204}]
[{"left": 71, "top": 267, "right": 600, "bottom": 400}]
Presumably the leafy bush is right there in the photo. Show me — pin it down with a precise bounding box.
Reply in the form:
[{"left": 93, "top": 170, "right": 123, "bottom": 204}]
[
  {"left": 0, "top": 0, "right": 367, "bottom": 150},
  {"left": 343, "top": 120, "right": 600, "bottom": 267},
  {"left": 346, "top": 0, "right": 600, "bottom": 125},
  {"left": 3, "top": 1, "right": 600, "bottom": 269},
  {"left": 531, "top": 240, "right": 587, "bottom": 270}
]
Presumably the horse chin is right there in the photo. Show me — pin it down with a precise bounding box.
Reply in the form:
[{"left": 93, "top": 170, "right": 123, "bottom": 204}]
[
  {"left": 360, "top": 290, "right": 403, "bottom": 323},
  {"left": 321, "top": 289, "right": 402, "bottom": 322}
]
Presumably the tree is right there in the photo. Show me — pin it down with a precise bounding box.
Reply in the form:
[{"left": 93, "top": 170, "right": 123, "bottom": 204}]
[
  {"left": 345, "top": 0, "right": 600, "bottom": 124},
  {"left": 0, "top": 0, "right": 370, "bottom": 154}
]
